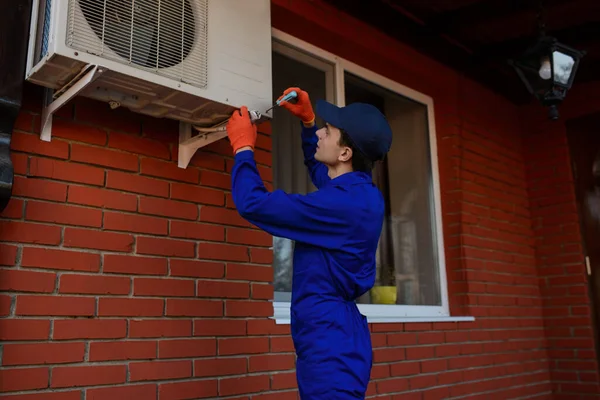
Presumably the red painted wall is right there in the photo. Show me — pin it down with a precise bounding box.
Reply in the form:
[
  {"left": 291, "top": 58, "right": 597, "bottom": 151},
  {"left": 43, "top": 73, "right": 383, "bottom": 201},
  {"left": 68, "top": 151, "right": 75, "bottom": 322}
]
[{"left": 0, "top": 1, "right": 598, "bottom": 399}]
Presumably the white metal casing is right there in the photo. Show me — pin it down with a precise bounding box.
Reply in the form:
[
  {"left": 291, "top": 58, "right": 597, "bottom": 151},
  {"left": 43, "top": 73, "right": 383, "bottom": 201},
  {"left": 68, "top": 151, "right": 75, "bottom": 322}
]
[{"left": 25, "top": 0, "right": 273, "bottom": 167}]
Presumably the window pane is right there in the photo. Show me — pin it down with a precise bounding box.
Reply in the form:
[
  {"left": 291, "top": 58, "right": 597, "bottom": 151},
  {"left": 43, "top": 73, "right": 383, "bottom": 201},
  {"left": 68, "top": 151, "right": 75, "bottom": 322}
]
[
  {"left": 271, "top": 43, "right": 333, "bottom": 301},
  {"left": 344, "top": 72, "right": 442, "bottom": 306}
]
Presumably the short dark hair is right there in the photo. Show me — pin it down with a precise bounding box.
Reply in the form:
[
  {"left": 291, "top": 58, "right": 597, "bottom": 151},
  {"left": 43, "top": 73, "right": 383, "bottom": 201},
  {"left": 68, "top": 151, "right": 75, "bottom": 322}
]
[{"left": 338, "top": 129, "right": 373, "bottom": 173}]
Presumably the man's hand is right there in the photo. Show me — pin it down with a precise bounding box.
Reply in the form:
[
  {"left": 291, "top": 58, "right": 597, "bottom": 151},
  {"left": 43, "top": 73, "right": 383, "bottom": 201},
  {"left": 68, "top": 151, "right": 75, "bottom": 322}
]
[
  {"left": 277, "top": 87, "right": 315, "bottom": 125},
  {"left": 226, "top": 106, "right": 257, "bottom": 154}
]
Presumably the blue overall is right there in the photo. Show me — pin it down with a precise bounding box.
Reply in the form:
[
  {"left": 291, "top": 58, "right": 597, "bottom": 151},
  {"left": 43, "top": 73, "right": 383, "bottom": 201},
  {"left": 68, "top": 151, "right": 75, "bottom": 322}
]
[{"left": 231, "top": 124, "right": 385, "bottom": 399}]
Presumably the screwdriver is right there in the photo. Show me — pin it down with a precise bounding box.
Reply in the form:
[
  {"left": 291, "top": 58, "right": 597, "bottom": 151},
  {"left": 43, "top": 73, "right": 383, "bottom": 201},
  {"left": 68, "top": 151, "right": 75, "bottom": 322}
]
[{"left": 264, "top": 90, "right": 298, "bottom": 113}]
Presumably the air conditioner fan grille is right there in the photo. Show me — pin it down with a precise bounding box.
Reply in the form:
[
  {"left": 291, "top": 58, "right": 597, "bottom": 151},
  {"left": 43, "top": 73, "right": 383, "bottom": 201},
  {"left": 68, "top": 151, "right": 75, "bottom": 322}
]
[{"left": 67, "top": 0, "right": 208, "bottom": 88}]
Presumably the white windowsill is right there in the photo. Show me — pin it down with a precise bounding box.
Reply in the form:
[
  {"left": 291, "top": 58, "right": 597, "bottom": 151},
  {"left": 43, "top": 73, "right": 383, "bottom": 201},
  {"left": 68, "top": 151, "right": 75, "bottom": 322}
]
[{"left": 271, "top": 301, "right": 475, "bottom": 325}]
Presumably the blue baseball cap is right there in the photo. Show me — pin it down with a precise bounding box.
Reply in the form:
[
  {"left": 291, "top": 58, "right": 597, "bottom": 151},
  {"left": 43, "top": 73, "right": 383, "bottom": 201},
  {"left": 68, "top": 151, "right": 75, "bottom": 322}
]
[{"left": 315, "top": 100, "right": 393, "bottom": 162}]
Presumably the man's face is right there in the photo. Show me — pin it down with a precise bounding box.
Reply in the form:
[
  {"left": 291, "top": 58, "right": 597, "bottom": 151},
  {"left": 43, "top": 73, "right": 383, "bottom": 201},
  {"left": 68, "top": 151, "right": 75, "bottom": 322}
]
[{"left": 314, "top": 123, "right": 349, "bottom": 166}]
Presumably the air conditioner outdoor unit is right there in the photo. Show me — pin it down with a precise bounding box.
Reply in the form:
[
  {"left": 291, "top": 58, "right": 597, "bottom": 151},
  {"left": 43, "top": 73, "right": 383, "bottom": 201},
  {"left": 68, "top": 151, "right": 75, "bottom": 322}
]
[{"left": 25, "top": 0, "right": 273, "bottom": 168}]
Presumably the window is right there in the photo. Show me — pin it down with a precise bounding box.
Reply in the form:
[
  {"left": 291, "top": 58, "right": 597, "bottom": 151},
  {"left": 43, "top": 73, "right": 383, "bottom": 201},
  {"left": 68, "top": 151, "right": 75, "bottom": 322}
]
[{"left": 269, "top": 30, "right": 467, "bottom": 323}]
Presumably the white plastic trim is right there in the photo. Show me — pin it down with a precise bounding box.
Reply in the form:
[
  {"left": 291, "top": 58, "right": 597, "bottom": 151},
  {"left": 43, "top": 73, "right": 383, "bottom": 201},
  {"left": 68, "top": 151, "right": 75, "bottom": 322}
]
[{"left": 272, "top": 301, "right": 474, "bottom": 325}]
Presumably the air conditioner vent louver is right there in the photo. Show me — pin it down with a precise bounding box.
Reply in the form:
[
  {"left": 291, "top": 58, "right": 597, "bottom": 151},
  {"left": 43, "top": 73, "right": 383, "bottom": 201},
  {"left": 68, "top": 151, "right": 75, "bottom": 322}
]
[{"left": 66, "top": 0, "right": 208, "bottom": 88}]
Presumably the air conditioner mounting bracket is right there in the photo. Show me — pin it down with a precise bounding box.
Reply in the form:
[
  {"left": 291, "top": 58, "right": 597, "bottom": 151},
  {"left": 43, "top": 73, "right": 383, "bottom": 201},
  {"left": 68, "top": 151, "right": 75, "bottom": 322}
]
[
  {"left": 40, "top": 64, "right": 105, "bottom": 142},
  {"left": 178, "top": 122, "right": 228, "bottom": 169}
]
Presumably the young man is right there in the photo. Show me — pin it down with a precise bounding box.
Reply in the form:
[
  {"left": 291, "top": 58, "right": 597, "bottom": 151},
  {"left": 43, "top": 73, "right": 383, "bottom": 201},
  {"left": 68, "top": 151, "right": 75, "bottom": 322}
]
[{"left": 226, "top": 87, "right": 392, "bottom": 399}]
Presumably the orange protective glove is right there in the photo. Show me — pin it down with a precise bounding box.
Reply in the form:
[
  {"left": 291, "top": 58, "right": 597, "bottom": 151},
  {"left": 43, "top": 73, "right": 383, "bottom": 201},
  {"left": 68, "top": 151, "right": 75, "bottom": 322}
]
[
  {"left": 277, "top": 87, "right": 315, "bottom": 124},
  {"left": 226, "top": 106, "right": 257, "bottom": 154}
]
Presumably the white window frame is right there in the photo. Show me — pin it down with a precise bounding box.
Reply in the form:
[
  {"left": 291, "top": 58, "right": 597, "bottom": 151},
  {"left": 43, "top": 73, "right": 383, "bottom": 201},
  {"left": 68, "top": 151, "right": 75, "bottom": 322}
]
[{"left": 270, "top": 28, "right": 474, "bottom": 325}]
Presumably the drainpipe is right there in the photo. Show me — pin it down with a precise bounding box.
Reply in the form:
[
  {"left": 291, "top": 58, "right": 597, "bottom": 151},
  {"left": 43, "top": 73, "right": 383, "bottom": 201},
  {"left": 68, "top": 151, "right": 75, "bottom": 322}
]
[{"left": 0, "top": 0, "right": 33, "bottom": 212}]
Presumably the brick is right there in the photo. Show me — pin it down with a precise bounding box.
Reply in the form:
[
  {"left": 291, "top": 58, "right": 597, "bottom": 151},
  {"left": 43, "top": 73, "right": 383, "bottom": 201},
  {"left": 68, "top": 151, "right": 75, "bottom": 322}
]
[
  {"left": 247, "top": 320, "right": 290, "bottom": 335},
  {"left": 200, "top": 206, "right": 250, "bottom": 227},
  {"left": 249, "top": 248, "right": 273, "bottom": 264},
  {"left": 251, "top": 283, "right": 274, "bottom": 300},
  {"left": 87, "top": 384, "right": 157, "bottom": 400},
  {"left": 189, "top": 149, "right": 226, "bottom": 171},
  {"left": 71, "top": 143, "right": 138, "bottom": 171},
  {"left": 170, "top": 259, "right": 224, "bottom": 279},
  {"left": 226, "top": 193, "right": 235, "bottom": 208},
  {"left": 52, "top": 118, "right": 108, "bottom": 145},
  {"left": 193, "top": 319, "right": 247, "bottom": 336},
  {"left": 170, "top": 220, "right": 225, "bottom": 241},
  {"left": 1, "top": 198, "right": 23, "bottom": 218},
  {"left": 159, "top": 380, "right": 217, "bottom": 400},
  {"left": 271, "top": 371, "right": 297, "bottom": 390},
  {"left": 196, "top": 280, "right": 250, "bottom": 298},
  {"left": 200, "top": 170, "right": 231, "bottom": 190},
  {"left": 11, "top": 131, "right": 69, "bottom": 159},
  {"left": 0, "top": 295, "right": 11, "bottom": 316},
  {"left": 2, "top": 342, "right": 85, "bottom": 366},
  {"left": 51, "top": 365, "right": 126, "bottom": 388},
  {"left": 254, "top": 149, "right": 271, "bottom": 166},
  {"left": 53, "top": 319, "right": 127, "bottom": 340},
  {"left": 249, "top": 354, "right": 295, "bottom": 372},
  {"left": 0, "top": 319, "right": 50, "bottom": 341},
  {"left": 17, "top": 295, "right": 93, "bottom": 317},
  {"left": 104, "top": 212, "right": 168, "bottom": 235},
  {"left": 141, "top": 157, "right": 199, "bottom": 183},
  {"left": 0, "top": 244, "right": 18, "bottom": 266},
  {"left": 129, "top": 319, "right": 192, "bottom": 338},
  {"left": 64, "top": 228, "right": 134, "bottom": 252},
  {"left": 270, "top": 337, "right": 294, "bottom": 353},
  {"left": 0, "top": 221, "right": 61, "bottom": 245},
  {"left": 0, "top": 367, "right": 49, "bottom": 392},
  {"left": 108, "top": 131, "right": 170, "bottom": 159},
  {"left": 256, "top": 132, "right": 272, "bottom": 150},
  {"left": 30, "top": 157, "right": 105, "bottom": 186},
  {"left": 158, "top": 339, "right": 217, "bottom": 358},
  {"left": 133, "top": 277, "right": 195, "bottom": 297},
  {"left": 11, "top": 153, "right": 28, "bottom": 175},
  {"left": 14, "top": 112, "right": 33, "bottom": 131},
  {"left": 21, "top": 247, "right": 100, "bottom": 272},
  {"left": 194, "top": 357, "right": 247, "bottom": 377},
  {"left": 226, "top": 264, "right": 273, "bottom": 282},
  {"left": 75, "top": 97, "right": 141, "bottom": 134},
  {"left": 13, "top": 176, "right": 68, "bottom": 201},
  {"left": 68, "top": 185, "right": 137, "bottom": 212},
  {"left": 139, "top": 196, "right": 198, "bottom": 220},
  {"left": 106, "top": 170, "right": 169, "bottom": 197},
  {"left": 170, "top": 182, "right": 224, "bottom": 206},
  {"left": 0, "top": 269, "right": 56, "bottom": 293},
  {"left": 0, "top": 392, "right": 82, "bottom": 400},
  {"left": 227, "top": 227, "right": 272, "bottom": 247},
  {"left": 129, "top": 360, "right": 192, "bottom": 382},
  {"left": 218, "top": 337, "right": 269, "bottom": 356},
  {"left": 219, "top": 375, "right": 270, "bottom": 396},
  {"left": 98, "top": 298, "right": 163, "bottom": 317},
  {"left": 257, "top": 165, "right": 273, "bottom": 182},
  {"left": 136, "top": 237, "right": 195, "bottom": 258},
  {"left": 59, "top": 274, "right": 131, "bottom": 295},
  {"left": 197, "top": 242, "right": 249, "bottom": 262},
  {"left": 89, "top": 341, "right": 157, "bottom": 361},
  {"left": 225, "top": 300, "right": 273, "bottom": 317},
  {"left": 26, "top": 201, "right": 102, "bottom": 227},
  {"left": 165, "top": 299, "right": 223, "bottom": 317},
  {"left": 103, "top": 255, "right": 167, "bottom": 276}
]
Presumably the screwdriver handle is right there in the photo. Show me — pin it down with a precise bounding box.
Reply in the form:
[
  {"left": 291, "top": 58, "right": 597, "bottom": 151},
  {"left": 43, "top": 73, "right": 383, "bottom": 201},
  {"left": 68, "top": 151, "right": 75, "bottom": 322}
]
[{"left": 276, "top": 90, "right": 298, "bottom": 105}]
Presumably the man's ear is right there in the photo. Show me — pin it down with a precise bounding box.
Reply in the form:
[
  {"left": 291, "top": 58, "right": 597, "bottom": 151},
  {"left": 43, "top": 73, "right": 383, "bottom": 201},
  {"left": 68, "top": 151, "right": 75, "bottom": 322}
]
[{"left": 339, "top": 146, "right": 353, "bottom": 163}]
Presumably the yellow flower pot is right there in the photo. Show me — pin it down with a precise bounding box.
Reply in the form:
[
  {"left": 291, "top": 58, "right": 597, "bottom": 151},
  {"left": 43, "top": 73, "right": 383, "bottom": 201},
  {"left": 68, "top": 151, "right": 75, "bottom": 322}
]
[{"left": 370, "top": 286, "right": 396, "bottom": 305}]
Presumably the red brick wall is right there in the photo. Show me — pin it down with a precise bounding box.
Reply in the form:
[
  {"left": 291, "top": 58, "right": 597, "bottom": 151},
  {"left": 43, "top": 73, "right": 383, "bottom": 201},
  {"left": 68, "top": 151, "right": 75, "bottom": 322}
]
[
  {"left": 0, "top": 1, "right": 598, "bottom": 399},
  {"left": 522, "top": 88, "right": 600, "bottom": 399}
]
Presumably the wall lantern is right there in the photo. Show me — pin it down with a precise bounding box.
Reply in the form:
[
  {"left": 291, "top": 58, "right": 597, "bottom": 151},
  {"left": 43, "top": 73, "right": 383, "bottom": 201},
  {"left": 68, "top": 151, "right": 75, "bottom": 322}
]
[{"left": 509, "top": 34, "right": 586, "bottom": 120}]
